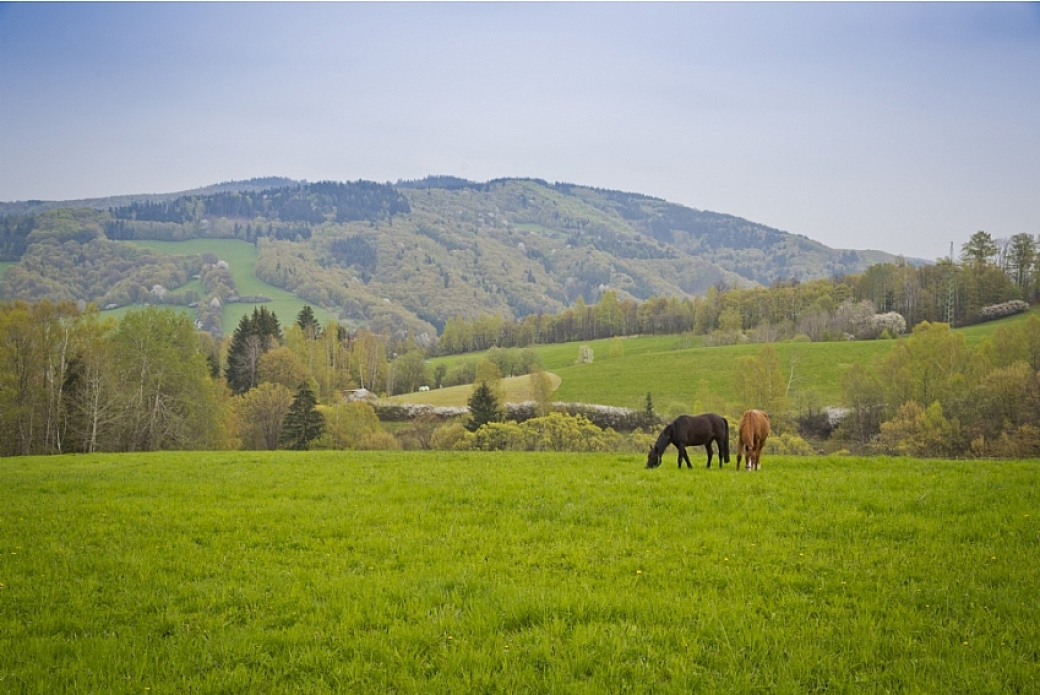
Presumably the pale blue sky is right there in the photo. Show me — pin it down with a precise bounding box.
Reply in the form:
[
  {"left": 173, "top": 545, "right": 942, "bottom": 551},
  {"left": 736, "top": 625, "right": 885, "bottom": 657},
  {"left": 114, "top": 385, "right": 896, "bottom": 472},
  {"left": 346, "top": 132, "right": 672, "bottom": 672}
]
[{"left": 1, "top": 2, "right": 1038, "bottom": 260}]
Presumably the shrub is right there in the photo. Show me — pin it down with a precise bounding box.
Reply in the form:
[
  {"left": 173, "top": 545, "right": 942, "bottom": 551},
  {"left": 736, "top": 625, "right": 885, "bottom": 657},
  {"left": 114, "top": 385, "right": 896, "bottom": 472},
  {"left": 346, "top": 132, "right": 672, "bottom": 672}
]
[
  {"left": 764, "top": 433, "right": 817, "bottom": 456},
  {"left": 878, "top": 400, "right": 961, "bottom": 458},
  {"left": 431, "top": 423, "right": 468, "bottom": 450},
  {"left": 315, "top": 401, "right": 394, "bottom": 450},
  {"left": 356, "top": 429, "right": 400, "bottom": 450},
  {"left": 461, "top": 421, "right": 526, "bottom": 451},
  {"left": 373, "top": 402, "right": 466, "bottom": 422},
  {"left": 975, "top": 300, "right": 1030, "bottom": 323},
  {"left": 871, "top": 312, "right": 907, "bottom": 337},
  {"left": 971, "top": 424, "right": 1040, "bottom": 458},
  {"left": 453, "top": 413, "right": 654, "bottom": 453},
  {"left": 505, "top": 402, "right": 646, "bottom": 432}
]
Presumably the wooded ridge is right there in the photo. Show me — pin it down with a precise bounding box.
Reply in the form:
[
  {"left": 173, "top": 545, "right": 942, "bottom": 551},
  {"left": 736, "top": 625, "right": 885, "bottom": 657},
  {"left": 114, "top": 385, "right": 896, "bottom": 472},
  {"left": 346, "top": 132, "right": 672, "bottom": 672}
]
[{"left": 1, "top": 176, "right": 905, "bottom": 339}]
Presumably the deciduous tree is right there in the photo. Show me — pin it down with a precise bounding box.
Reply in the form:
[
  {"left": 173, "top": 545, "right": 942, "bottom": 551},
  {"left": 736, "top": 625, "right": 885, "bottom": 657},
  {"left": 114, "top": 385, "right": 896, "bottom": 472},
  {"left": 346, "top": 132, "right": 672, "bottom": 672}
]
[
  {"left": 232, "top": 381, "right": 293, "bottom": 450},
  {"left": 110, "top": 307, "right": 220, "bottom": 451}
]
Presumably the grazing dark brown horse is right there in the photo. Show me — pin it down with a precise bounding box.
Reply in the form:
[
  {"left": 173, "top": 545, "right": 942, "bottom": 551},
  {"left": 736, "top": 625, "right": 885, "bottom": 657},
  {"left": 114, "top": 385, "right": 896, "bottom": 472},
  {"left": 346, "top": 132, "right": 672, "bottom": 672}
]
[
  {"left": 646, "top": 413, "right": 730, "bottom": 469},
  {"left": 737, "top": 409, "right": 771, "bottom": 471}
]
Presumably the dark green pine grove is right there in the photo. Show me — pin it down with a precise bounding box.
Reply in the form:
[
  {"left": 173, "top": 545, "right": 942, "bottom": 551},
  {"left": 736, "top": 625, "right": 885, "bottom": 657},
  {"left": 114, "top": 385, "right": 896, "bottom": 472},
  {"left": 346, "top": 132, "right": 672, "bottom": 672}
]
[{"left": 225, "top": 306, "right": 283, "bottom": 395}]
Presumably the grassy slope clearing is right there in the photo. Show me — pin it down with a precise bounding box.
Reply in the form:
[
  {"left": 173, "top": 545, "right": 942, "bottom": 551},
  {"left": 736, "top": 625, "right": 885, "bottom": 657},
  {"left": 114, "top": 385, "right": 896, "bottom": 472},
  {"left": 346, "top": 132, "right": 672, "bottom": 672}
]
[
  {"left": 416, "top": 307, "right": 1040, "bottom": 415},
  {"left": 387, "top": 372, "right": 562, "bottom": 407},
  {"left": 2, "top": 452, "right": 1037, "bottom": 692},
  {"left": 121, "top": 239, "right": 333, "bottom": 334}
]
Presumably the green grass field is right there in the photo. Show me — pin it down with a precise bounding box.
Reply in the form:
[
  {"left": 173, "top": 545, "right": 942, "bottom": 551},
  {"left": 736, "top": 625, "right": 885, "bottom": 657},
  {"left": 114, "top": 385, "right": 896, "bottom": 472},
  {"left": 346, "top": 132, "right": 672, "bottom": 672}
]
[
  {"left": 387, "top": 373, "right": 563, "bottom": 407},
  {"left": 551, "top": 339, "right": 889, "bottom": 415},
  {"left": 423, "top": 337, "right": 891, "bottom": 415},
  {"left": 121, "top": 239, "right": 333, "bottom": 334},
  {"left": 419, "top": 307, "right": 1040, "bottom": 416},
  {"left": 2, "top": 452, "right": 1037, "bottom": 692}
]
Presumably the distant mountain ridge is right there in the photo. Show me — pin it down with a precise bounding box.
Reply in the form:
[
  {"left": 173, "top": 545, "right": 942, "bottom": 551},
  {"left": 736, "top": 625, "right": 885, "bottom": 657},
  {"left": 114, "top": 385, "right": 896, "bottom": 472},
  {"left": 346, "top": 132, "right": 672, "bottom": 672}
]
[
  {"left": 0, "top": 177, "right": 300, "bottom": 215},
  {"left": 0, "top": 176, "right": 911, "bottom": 338}
]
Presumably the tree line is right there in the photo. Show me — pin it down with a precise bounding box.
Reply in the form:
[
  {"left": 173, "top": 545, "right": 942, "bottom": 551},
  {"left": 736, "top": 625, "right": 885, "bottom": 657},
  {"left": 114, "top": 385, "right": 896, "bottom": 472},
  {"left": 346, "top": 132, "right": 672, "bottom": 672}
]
[
  {"left": 108, "top": 181, "right": 410, "bottom": 227},
  {"left": 437, "top": 231, "right": 1036, "bottom": 354},
  {"left": 0, "top": 300, "right": 640, "bottom": 456},
  {"left": 834, "top": 317, "right": 1040, "bottom": 457},
  {"left": 3, "top": 294, "right": 1039, "bottom": 458}
]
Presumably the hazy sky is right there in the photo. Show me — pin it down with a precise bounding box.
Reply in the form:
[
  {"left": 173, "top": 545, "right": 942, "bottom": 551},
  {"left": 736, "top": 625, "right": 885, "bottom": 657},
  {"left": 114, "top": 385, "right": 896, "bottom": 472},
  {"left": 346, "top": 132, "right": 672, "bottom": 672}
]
[{"left": 2, "top": 2, "right": 1038, "bottom": 260}]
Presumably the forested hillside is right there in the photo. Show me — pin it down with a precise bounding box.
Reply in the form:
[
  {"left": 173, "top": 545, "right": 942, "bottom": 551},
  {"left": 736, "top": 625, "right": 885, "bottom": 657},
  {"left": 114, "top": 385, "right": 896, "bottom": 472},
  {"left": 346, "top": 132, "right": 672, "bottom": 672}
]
[{"left": 0, "top": 177, "right": 906, "bottom": 339}]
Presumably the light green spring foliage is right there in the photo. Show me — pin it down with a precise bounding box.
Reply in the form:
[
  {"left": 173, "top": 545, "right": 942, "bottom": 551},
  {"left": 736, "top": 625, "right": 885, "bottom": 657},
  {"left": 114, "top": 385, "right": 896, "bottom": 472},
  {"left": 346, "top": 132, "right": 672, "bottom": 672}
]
[
  {"left": 1, "top": 452, "right": 1038, "bottom": 692},
  {"left": 846, "top": 317, "right": 1040, "bottom": 456},
  {"left": 458, "top": 412, "right": 649, "bottom": 453},
  {"left": 315, "top": 401, "right": 399, "bottom": 451}
]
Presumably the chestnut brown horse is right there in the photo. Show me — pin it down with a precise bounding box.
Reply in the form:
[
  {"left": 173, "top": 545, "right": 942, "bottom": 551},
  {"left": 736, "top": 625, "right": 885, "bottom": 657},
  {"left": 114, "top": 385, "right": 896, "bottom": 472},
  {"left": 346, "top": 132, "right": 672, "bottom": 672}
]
[
  {"left": 737, "top": 409, "right": 770, "bottom": 470},
  {"left": 646, "top": 413, "right": 730, "bottom": 469}
]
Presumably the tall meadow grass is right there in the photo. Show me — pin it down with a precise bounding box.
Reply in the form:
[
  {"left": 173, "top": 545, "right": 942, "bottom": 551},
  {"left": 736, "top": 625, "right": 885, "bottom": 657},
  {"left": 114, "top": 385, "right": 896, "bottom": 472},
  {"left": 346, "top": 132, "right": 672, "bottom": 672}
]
[{"left": 1, "top": 451, "right": 1037, "bottom": 692}]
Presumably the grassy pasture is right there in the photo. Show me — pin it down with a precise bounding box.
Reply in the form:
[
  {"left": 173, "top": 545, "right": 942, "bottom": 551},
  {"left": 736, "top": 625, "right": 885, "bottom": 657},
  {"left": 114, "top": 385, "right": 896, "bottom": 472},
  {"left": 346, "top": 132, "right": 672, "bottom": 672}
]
[
  {"left": 121, "top": 239, "right": 333, "bottom": 333},
  {"left": 425, "top": 337, "right": 892, "bottom": 415},
  {"left": 2, "top": 452, "right": 1037, "bottom": 692},
  {"left": 956, "top": 304, "right": 1040, "bottom": 344},
  {"left": 550, "top": 339, "right": 888, "bottom": 415},
  {"left": 419, "top": 307, "right": 1040, "bottom": 415},
  {"left": 387, "top": 373, "right": 563, "bottom": 407}
]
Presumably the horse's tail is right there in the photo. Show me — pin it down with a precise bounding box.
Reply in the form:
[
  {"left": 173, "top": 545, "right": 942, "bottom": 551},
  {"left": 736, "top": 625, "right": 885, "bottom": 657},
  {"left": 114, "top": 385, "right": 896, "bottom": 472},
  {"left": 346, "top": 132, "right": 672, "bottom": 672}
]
[{"left": 721, "top": 417, "right": 731, "bottom": 463}]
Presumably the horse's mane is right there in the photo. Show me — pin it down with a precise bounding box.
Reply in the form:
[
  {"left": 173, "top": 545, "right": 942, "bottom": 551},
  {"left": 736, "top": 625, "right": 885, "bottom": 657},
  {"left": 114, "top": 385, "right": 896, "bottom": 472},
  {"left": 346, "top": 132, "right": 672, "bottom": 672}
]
[{"left": 653, "top": 425, "right": 673, "bottom": 453}]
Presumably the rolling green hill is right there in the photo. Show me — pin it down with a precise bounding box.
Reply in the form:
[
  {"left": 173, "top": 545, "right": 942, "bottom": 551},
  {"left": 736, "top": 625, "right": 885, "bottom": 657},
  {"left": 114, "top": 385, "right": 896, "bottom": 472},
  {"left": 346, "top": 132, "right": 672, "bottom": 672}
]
[
  {"left": 409, "top": 334, "right": 892, "bottom": 416},
  {"left": 404, "top": 306, "right": 1040, "bottom": 418}
]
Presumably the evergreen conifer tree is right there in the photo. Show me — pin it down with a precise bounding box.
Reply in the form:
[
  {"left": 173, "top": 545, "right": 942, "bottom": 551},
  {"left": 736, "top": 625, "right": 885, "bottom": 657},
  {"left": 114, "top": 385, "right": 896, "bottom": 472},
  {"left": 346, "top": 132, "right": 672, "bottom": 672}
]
[
  {"left": 643, "top": 392, "right": 657, "bottom": 429},
  {"left": 296, "top": 305, "right": 321, "bottom": 339},
  {"left": 280, "top": 383, "right": 325, "bottom": 450},
  {"left": 253, "top": 306, "right": 282, "bottom": 346},
  {"left": 225, "top": 313, "right": 259, "bottom": 395},
  {"left": 466, "top": 381, "right": 501, "bottom": 432}
]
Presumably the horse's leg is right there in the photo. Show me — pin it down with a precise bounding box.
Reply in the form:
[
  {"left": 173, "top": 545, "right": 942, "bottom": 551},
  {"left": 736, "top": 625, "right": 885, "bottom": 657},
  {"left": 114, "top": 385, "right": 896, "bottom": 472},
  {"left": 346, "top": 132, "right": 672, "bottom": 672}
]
[
  {"left": 679, "top": 445, "right": 692, "bottom": 468},
  {"left": 705, "top": 443, "right": 713, "bottom": 468}
]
